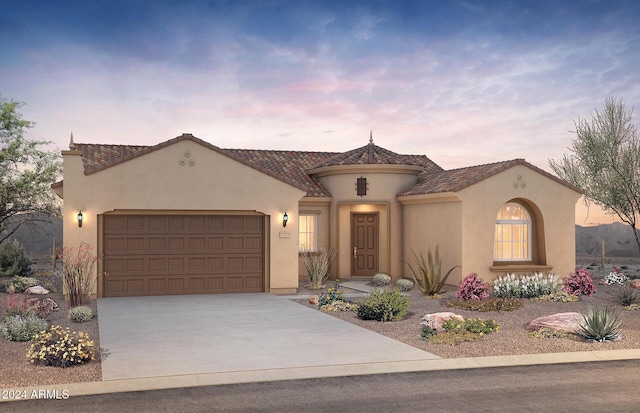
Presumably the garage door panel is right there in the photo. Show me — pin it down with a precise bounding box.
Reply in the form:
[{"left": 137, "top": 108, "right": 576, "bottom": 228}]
[{"left": 104, "top": 214, "right": 264, "bottom": 296}]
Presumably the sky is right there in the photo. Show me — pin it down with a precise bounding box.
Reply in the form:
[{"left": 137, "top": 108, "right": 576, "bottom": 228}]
[{"left": 3, "top": 0, "right": 640, "bottom": 225}]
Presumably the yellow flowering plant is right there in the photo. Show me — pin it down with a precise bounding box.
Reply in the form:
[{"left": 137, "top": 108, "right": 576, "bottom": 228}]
[{"left": 26, "top": 325, "right": 95, "bottom": 368}]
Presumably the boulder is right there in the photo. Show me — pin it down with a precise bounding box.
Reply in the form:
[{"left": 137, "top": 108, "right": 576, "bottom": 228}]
[
  {"left": 527, "top": 312, "right": 583, "bottom": 334},
  {"left": 421, "top": 312, "right": 464, "bottom": 332},
  {"left": 308, "top": 295, "right": 319, "bottom": 305},
  {"left": 630, "top": 279, "right": 640, "bottom": 290},
  {"left": 26, "top": 286, "right": 49, "bottom": 295},
  {"left": 26, "top": 297, "right": 59, "bottom": 316}
]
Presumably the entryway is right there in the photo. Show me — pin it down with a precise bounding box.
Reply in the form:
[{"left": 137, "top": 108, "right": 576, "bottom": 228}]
[{"left": 351, "top": 213, "right": 378, "bottom": 276}]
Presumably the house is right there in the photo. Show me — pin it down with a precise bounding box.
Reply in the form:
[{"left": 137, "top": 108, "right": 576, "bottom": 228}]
[{"left": 52, "top": 133, "right": 582, "bottom": 297}]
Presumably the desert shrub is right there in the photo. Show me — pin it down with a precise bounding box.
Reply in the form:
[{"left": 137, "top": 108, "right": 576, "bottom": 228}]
[
  {"left": 0, "top": 314, "right": 47, "bottom": 342},
  {"left": 372, "top": 273, "right": 391, "bottom": 286},
  {"left": 492, "top": 273, "right": 560, "bottom": 298},
  {"left": 443, "top": 318, "right": 499, "bottom": 335},
  {"left": 301, "top": 248, "right": 337, "bottom": 289},
  {"left": 609, "top": 284, "right": 640, "bottom": 307},
  {"left": 356, "top": 289, "right": 410, "bottom": 321},
  {"left": 445, "top": 297, "right": 524, "bottom": 312},
  {"left": 423, "top": 317, "right": 499, "bottom": 345},
  {"left": 27, "top": 326, "right": 95, "bottom": 368},
  {"left": 0, "top": 276, "right": 40, "bottom": 293},
  {"left": 625, "top": 303, "right": 640, "bottom": 311},
  {"left": 406, "top": 246, "right": 459, "bottom": 296},
  {"left": 318, "top": 283, "right": 344, "bottom": 308},
  {"left": 575, "top": 306, "right": 621, "bottom": 342},
  {"left": 320, "top": 301, "right": 358, "bottom": 312},
  {"left": 2, "top": 292, "right": 37, "bottom": 319},
  {"left": 0, "top": 240, "right": 32, "bottom": 277},
  {"left": 602, "top": 271, "right": 630, "bottom": 285},
  {"left": 456, "top": 273, "right": 489, "bottom": 301},
  {"left": 529, "top": 327, "right": 572, "bottom": 339},
  {"left": 69, "top": 305, "right": 93, "bottom": 322},
  {"left": 59, "top": 243, "right": 99, "bottom": 308},
  {"left": 394, "top": 279, "right": 413, "bottom": 291},
  {"left": 563, "top": 268, "right": 597, "bottom": 297},
  {"left": 530, "top": 292, "right": 579, "bottom": 303}
]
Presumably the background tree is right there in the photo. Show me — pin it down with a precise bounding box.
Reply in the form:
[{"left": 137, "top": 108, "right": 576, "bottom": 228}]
[
  {"left": 0, "top": 96, "right": 61, "bottom": 245},
  {"left": 549, "top": 97, "right": 640, "bottom": 254}
]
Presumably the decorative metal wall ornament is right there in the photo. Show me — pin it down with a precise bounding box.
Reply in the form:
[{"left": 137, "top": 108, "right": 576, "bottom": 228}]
[{"left": 356, "top": 177, "right": 368, "bottom": 197}]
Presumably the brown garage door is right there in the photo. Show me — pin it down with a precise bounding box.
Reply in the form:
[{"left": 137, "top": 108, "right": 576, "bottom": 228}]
[{"left": 103, "top": 215, "right": 264, "bottom": 297}]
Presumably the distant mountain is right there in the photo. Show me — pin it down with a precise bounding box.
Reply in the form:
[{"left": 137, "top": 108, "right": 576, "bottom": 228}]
[
  {"left": 576, "top": 222, "right": 640, "bottom": 257},
  {"left": 5, "top": 215, "right": 62, "bottom": 256}
]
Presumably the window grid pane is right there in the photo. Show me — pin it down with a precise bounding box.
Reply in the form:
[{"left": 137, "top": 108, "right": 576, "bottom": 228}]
[
  {"left": 299, "top": 215, "right": 317, "bottom": 251},
  {"left": 494, "top": 203, "right": 531, "bottom": 261}
]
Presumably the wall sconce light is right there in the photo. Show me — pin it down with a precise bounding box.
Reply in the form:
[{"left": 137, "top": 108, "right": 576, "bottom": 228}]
[
  {"left": 282, "top": 212, "right": 289, "bottom": 228},
  {"left": 77, "top": 211, "right": 83, "bottom": 228}
]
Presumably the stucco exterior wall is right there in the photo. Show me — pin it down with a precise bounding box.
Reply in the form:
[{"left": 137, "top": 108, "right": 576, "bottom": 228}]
[
  {"left": 457, "top": 164, "right": 581, "bottom": 282},
  {"left": 61, "top": 140, "right": 306, "bottom": 295},
  {"left": 316, "top": 169, "right": 420, "bottom": 279},
  {"left": 400, "top": 195, "right": 464, "bottom": 285}
]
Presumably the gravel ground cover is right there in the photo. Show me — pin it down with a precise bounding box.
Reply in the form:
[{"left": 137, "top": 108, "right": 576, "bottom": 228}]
[
  {"left": 296, "top": 259, "right": 640, "bottom": 358},
  {"left": 1, "top": 257, "right": 639, "bottom": 388},
  {"left": 0, "top": 267, "right": 101, "bottom": 388}
]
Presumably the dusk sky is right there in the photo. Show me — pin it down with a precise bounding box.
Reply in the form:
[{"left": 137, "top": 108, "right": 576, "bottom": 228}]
[{"left": 3, "top": 0, "right": 640, "bottom": 225}]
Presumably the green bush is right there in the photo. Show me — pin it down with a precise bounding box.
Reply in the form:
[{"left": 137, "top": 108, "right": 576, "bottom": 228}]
[
  {"left": 0, "top": 276, "right": 40, "bottom": 293},
  {"left": 356, "top": 289, "right": 410, "bottom": 321},
  {"left": 445, "top": 297, "right": 524, "bottom": 312},
  {"left": 320, "top": 301, "right": 358, "bottom": 312},
  {"left": 318, "top": 283, "right": 345, "bottom": 308},
  {"left": 394, "top": 279, "right": 414, "bottom": 292},
  {"left": 69, "top": 306, "right": 93, "bottom": 323},
  {"left": 0, "top": 314, "right": 47, "bottom": 342},
  {"left": 443, "top": 318, "right": 499, "bottom": 335},
  {"left": 27, "top": 326, "right": 95, "bottom": 368},
  {"left": 372, "top": 273, "right": 391, "bottom": 286},
  {"left": 0, "top": 240, "right": 32, "bottom": 277},
  {"left": 575, "top": 306, "right": 621, "bottom": 342}
]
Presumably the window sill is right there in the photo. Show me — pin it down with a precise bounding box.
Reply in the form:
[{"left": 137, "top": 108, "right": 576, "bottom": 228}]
[{"left": 490, "top": 264, "right": 553, "bottom": 273}]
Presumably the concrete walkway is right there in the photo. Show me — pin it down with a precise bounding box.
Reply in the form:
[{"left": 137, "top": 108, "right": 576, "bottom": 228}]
[{"left": 97, "top": 293, "right": 439, "bottom": 380}]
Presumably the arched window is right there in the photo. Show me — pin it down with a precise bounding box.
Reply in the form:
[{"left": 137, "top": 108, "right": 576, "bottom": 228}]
[{"left": 494, "top": 202, "right": 531, "bottom": 261}]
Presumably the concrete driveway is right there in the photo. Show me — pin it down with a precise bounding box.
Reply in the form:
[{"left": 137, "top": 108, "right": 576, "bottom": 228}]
[{"left": 97, "top": 293, "right": 439, "bottom": 380}]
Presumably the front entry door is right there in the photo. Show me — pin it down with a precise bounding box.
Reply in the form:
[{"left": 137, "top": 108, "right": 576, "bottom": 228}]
[{"left": 352, "top": 213, "right": 378, "bottom": 277}]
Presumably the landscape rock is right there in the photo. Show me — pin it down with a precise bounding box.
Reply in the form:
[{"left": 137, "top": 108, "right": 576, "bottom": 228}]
[
  {"left": 421, "top": 312, "right": 464, "bottom": 332},
  {"left": 630, "top": 279, "right": 640, "bottom": 290},
  {"left": 527, "top": 312, "right": 583, "bottom": 334},
  {"left": 26, "top": 297, "right": 59, "bottom": 316},
  {"left": 308, "top": 295, "right": 319, "bottom": 305},
  {"left": 26, "top": 286, "right": 49, "bottom": 295}
]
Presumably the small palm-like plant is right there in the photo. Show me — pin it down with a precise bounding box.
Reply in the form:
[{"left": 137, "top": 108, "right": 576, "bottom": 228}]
[
  {"left": 575, "top": 306, "right": 622, "bottom": 342},
  {"left": 406, "top": 246, "right": 459, "bottom": 297}
]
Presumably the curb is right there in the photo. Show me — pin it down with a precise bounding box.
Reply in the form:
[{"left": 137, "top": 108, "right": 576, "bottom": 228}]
[{"left": 3, "top": 349, "right": 640, "bottom": 403}]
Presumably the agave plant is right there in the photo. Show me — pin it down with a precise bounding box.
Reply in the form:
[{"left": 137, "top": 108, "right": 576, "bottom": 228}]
[
  {"left": 575, "top": 306, "right": 622, "bottom": 342},
  {"left": 406, "top": 246, "right": 459, "bottom": 297}
]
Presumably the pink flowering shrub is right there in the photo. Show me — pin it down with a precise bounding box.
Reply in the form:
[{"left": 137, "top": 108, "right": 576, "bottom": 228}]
[
  {"left": 59, "top": 244, "right": 99, "bottom": 308},
  {"left": 563, "top": 268, "right": 597, "bottom": 297},
  {"left": 456, "top": 273, "right": 490, "bottom": 301}
]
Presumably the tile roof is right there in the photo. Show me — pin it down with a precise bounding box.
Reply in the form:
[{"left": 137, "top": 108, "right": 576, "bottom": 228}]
[
  {"left": 65, "top": 134, "right": 581, "bottom": 198},
  {"left": 309, "top": 141, "right": 443, "bottom": 174},
  {"left": 398, "top": 158, "right": 583, "bottom": 196}
]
